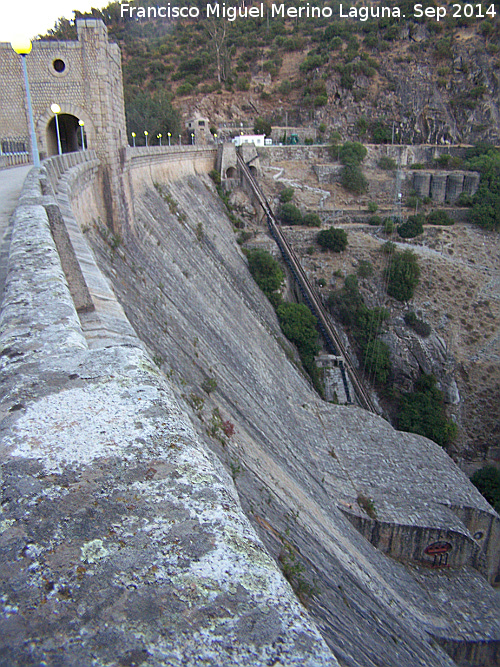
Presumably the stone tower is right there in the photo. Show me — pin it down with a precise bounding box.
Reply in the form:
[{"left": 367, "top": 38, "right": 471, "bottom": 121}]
[{"left": 0, "top": 18, "right": 127, "bottom": 162}]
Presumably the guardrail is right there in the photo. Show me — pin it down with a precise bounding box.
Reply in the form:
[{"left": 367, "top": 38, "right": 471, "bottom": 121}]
[{"left": 0, "top": 138, "right": 30, "bottom": 168}]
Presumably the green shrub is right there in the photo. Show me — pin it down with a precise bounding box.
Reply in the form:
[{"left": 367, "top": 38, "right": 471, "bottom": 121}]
[
  {"left": 371, "top": 121, "right": 391, "bottom": 144},
  {"left": 341, "top": 164, "right": 369, "bottom": 194},
  {"left": 254, "top": 117, "right": 272, "bottom": 136},
  {"left": 328, "top": 275, "right": 390, "bottom": 385},
  {"left": 398, "top": 374, "right": 457, "bottom": 447},
  {"left": 303, "top": 212, "right": 322, "bottom": 227},
  {"left": 339, "top": 141, "right": 367, "bottom": 166},
  {"left": 457, "top": 192, "right": 473, "bottom": 206},
  {"left": 246, "top": 248, "right": 284, "bottom": 301},
  {"left": 276, "top": 302, "right": 320, "bottom": 368},
  {"left": 368, "top": 202, "right": 378, "bottom": 213},
  {"left": 426, "top": 210, "right": 454, "bottom": 225},
  {"left": 397, "top": 214, "right": 424, "bottom": 238},
  {"left": 236, "top": 76, "right": 250, "bottom": 91},
  {"left": 386, "top": 249, "right": 420, "bottom": 301},
  {"left": 357, "top": 260, "right": 374, "bottom": 278},
  {"left": 378, "top": 156, "right": 397, "bottom": 171},
  {"left": 470, "top": 467, "right": 500, "bottom": 511},
  {"left": 279, "top": 186, "right": 295, "bottom": 203},
  {"left": 363, "top": 339, "right": 392, "bottom": 384},
  {"left": 209, "top": 169, "right": 221, "bottom": 186},
  {"left": 368, "top": 215, "right": 382, "bottom": 226},
  {"left": 317, "top": 227, "right": 348, "bottom": 252},
  {"left": 176, "top": 82, "right": 194, "bottom": 96},
  {"left": 466, "top": 148, "right": 500, "bottom": 231},
  {"left": 280, "top": 202, "right": 303, "bottom": 225}
]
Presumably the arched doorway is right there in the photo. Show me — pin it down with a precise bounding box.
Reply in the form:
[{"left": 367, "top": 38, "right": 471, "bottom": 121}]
[
  {"left": 226, "top": 166, "right": 237, "bottom": 178},
  {"left": 47, "top": 114, "right": 84, "bottom": 155}
]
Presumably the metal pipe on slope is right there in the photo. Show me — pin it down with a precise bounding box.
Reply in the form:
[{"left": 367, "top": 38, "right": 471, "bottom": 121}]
[{"left": 236, "top": 152, "right": 378, "bottom": 414}]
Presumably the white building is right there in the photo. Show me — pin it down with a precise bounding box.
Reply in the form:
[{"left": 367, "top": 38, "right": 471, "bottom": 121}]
[{"left": 232, "top": 134, "right": 266, "bottom": 147}]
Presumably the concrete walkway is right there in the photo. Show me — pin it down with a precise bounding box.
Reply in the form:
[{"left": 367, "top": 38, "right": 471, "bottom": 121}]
[{"left": 0, "top": 165, "right": 32, "bottom": 303}]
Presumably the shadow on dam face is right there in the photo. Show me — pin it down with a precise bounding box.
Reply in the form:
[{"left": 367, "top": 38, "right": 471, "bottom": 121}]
[{"left": 81, "top": 169, "right": 500, "bottom": 667}]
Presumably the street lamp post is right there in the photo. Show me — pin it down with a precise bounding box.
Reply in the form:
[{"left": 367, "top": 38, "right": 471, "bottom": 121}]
[
  {"left": 79, "top": 119, "right": 85, "bottom": 151},
  {"left": 144, "top": 130, "right": 149, "bottom": 147},
  {"left": 51, "top": 103, "right": 62, "bottom": 155},
  {"left": 11, "top": 39, "right": 40, "bottom": 167},
  {"left": 167, "top": 132, "right": 171, "bottom": 146},
  {"left": 157, "top": 133, "right": 162, "bottom": 146},
  {"left": 178, "top": 134, "right": 181, "bottom": 146},
  {"left": 131, "top": 132, "right": 136, "bottom": 147},
  {"left": 191, "top": 132, "right": 195, "bottom": 145}
]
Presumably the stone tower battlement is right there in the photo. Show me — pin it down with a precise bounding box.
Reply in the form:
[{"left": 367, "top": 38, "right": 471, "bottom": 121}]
[{"left": 0, "top": 18, "right": 126, "bottom": 164}]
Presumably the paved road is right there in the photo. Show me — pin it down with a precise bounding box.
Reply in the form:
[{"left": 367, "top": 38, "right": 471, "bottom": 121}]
[
  {"left": 0, "top": 165, "right": 32, "bottom": 303},
  {"left": 0, "top": 165, "right": 31, "bottom": 233}
]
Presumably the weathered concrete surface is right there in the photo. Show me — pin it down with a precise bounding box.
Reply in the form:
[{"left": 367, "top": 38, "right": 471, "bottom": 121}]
[
  {"left": 0, "top": 162, "right": 339, "bottom": 666},
  {"left": 81, "top": 162, "right": 500, "bottom": 666}
]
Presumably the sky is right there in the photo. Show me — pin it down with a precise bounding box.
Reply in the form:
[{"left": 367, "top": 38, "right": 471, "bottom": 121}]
[{"left": 0, "top": 0, "right": 109, "bottom": 43}]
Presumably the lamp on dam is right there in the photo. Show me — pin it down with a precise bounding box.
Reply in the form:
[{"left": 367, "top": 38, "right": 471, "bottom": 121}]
[
  {"left": 50, "top": 103, "right": 62, "bottom": 155},
  {"left": 157, "top": 133, "right": 162, "bottom": 146},
  {"left": 167, "top": 132, "right": 171, "bottom": 146},
  {"left": 131, "top": 132, "right": 136, "bottom": 147},
  {"left": 144, "top": 130, "right": 149, "bottom": 147},
  {"left": 11, "top": 38, "right": 40, "bottom": 167},
  {"left": 79, "top": 119, "right": 86, "bottom": 151}
]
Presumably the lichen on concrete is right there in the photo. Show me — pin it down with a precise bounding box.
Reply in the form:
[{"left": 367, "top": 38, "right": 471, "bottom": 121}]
[{"left": 0, "top": 168, "right": 339, "bottom": 666}]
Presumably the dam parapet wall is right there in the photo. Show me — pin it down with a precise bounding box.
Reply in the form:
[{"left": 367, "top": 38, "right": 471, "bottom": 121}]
[
  {"left": 0, "top": 153, "right": 339, "bottom": 666},
  {"left": 1, "top": 148, "right": 500, "bottom": 667}
]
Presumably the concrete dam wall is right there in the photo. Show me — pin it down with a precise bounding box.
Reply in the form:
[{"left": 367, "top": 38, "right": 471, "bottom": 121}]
[{"left": 1, "top": 148, "right": 500, "bottom": 666}]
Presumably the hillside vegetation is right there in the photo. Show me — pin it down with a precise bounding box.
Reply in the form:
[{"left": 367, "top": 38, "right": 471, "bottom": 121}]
[{"left": 44, "top": 0, "right": 500, "bottom": 145}]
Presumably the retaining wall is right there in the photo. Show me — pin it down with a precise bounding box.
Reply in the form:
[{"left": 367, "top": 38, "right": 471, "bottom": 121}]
[{"left": 0, "top": 149, "right": 337, "bottom": 666}]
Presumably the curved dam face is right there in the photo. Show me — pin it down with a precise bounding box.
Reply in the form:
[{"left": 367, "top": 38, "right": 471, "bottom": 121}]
[
  {"left": 1, "top": 149, "right": 499, "bottom": 666},
  {"left": 77, "top": 152, "right": 500, "bottom": 666}
]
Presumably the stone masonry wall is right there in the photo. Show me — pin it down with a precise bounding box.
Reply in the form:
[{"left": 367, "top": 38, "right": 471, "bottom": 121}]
[
  {"left": 0, "top": 154, "right": 338, "bottom": 665},
  {"left": 0, "top": 19, "right": 126, "bottom": 163}
]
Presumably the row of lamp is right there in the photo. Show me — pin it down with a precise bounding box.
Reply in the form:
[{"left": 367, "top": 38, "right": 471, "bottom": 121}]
[
  {"left": 131, "top": 131, "right": 175, "bottom": 147},
  {"left": 130, "top": 131, "right": 221, "bottom": 147}
]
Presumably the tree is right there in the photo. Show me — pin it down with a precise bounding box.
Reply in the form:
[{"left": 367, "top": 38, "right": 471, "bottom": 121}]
[
  {"left": 317, "top": 227, "right": 348, "bottom": 252},
  {"left": 338, "top": 141, "right": 367, "bottom": 166},
  {"left": 397, "top": 214, "right": 424, "bottom": 238},
  {"left": 205, "top": 19, "right": 228, "bottom": 83},
  {"left": 276, "top": 302, "right": 320, "bottom": 367},
  {"left": 386, "top": 249, "right": 420, "bottom": 301},
  {"left": 470, "top": 467, "right": 500, "bottom": 511},
  {"left": 254, "top": 117, "right": 272, "bottom": 137},
  {"left": 466, "top": 149, "right": 500, "bottom": 231},
  {"left": 246, "top": 249, "right": 284, "bottom": 301},
  {"left": 398, "top": 374, "right": 457, "bottom": 447},
  {"left": 280, "top": 203, "right": 303, "bottom": 225},
  {"left": 341, "top": 164, "right": 368, "bottom": 194},
  {"left": 125, "top": 90, "right": 180, "bottom": 142}
]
